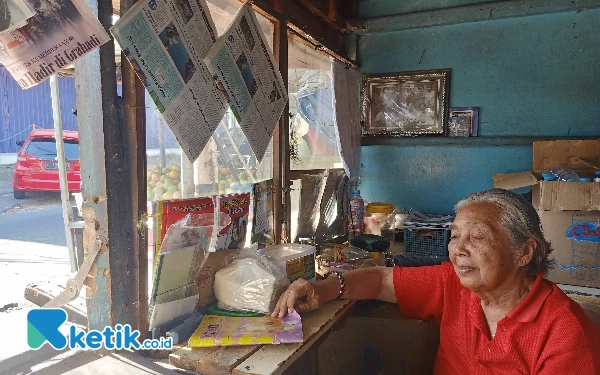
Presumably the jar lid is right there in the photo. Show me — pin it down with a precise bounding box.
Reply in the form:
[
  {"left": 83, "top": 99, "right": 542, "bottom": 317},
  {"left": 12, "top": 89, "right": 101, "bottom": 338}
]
[
  {"left": 579, "top": 177, "right": 592, "bottom": 182},
  {"left": 366, "top": 202, "right": 394, "bottom": 214}
]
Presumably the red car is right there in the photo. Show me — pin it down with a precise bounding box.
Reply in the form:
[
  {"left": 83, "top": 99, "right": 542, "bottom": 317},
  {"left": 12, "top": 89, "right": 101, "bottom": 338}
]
[{"left": 13, "top": 129, "right": 81, "bottom": 199}]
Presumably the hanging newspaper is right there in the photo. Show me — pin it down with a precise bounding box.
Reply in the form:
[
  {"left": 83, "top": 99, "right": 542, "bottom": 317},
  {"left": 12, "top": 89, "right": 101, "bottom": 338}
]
[
  {"left": 204, "top": 3, "right": 288, "bottom": 162},
  {"left": 0, "top": 0, "right": 35, "bottom": 36},
  {"left": 0, "top": 0, "right": 110, "bottom": 89},
  {"left": 111, "top": 0, "right": 227, "bottom": 164}
]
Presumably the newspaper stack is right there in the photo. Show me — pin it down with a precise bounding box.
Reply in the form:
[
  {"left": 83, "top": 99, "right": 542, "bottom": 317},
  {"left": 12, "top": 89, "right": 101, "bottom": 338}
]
[{"left": 403, "top": 211, "right": 454, "bottom": 230}]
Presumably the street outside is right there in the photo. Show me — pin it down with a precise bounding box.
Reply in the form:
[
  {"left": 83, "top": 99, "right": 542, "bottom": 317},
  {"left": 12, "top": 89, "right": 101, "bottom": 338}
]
[{"left": 0, "top": 162, "right": 75, "bottom": 373}]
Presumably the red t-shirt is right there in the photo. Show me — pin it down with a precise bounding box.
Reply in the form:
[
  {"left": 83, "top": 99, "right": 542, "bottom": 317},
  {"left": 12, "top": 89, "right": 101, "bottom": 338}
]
[{"left": 393, "top": 262, "right": 600, "bottom": 374}]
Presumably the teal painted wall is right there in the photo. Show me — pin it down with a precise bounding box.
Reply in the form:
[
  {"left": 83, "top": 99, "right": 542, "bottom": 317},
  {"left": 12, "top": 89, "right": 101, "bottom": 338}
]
[
  {"left": 361, "top": 145, "right": 532, "bottom": 214},
  {"left": 357, "top": 8, "right": 600, "bottom": 214},
  {"left": 359, "top": 0, "right": 498, "bottom": 18}
]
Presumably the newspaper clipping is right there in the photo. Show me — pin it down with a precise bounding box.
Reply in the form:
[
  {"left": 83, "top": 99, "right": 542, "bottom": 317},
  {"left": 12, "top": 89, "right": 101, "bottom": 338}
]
[
  {"left": 0, "top": 0, "right": 110, "bottom": 89},
  {"left": 0, "top": 0, "right": 34, "bottom": 36},
  {"left": 111, "top": 0, "right": 228, "bottom": 164},
  {"left": 204, "top": 3, "right": 287, "bottom": 162}
]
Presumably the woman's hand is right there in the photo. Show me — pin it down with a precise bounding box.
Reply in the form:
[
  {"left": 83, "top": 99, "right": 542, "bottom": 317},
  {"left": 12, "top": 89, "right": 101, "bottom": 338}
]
[
  {"left": 271, "top": 278, "right": 337, "bottom": 318},
  {"left": 270, "top": 267, "right": 396, "bottom": 318}
]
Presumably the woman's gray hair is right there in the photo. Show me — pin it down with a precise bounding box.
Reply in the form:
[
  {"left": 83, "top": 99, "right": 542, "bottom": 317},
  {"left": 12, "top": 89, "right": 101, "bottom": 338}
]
[{"left": 454, "top": 188, "right": 553, "bottom": 278}]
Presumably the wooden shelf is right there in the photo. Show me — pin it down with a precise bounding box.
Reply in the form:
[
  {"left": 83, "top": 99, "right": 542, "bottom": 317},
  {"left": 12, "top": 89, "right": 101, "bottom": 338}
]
[{"left": 361, "top": 136, "right": 600, "bottom": 147}]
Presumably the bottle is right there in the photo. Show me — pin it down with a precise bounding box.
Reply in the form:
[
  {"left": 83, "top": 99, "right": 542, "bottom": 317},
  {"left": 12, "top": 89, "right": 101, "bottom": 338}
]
[
  {"left": 349, "top": 190, "right": 365, "bottom": 238},
  {"left": 550, "top": 166, "right": 579, "bottom": 181}
]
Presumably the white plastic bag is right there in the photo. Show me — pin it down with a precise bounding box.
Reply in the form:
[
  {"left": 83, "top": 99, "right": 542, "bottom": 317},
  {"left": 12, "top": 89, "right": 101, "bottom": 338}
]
[{"left": 214, "top": 248, "right": 290, "bottom": 314}]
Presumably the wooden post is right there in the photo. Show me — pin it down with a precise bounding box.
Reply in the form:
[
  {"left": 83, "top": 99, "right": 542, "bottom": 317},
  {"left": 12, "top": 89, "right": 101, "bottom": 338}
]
[
  {"left": 74, "top": 0, "right": 145, "bottom": 333},
  {"left": 272, "top": 0, "right": 289, "bottom": 244},
  {"left": 120, "top": 0, "right": 149, "bottom": 338}
]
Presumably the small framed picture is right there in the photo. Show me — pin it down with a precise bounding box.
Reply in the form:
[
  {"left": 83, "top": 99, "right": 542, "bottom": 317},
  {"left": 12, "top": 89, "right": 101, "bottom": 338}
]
[{"left": 448, "top": 107, "right": 479, "bottom": 137}]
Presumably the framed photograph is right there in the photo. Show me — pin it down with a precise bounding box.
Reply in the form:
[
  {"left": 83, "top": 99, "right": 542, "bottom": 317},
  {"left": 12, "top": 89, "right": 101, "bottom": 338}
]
[
  {"left": 448, "top": 107, "right": 479, "bottom": 137},
  {"left": 362, "top": 69, "right": 450, "bottom": 137}
]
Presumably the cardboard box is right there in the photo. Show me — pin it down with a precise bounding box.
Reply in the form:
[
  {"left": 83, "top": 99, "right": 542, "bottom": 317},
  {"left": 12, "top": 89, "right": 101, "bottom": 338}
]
[
  {"left": 196, "top": 249, "right": 237, "bottom": 306},
  {"left": 317, "top": 301, "right": 440, "bottom": 375},
  {"left": 540, "top": 210, "right": 600, "bottom": 288},
  {"left": 493, "top": 140, "right": 600, "bottom": 211}
]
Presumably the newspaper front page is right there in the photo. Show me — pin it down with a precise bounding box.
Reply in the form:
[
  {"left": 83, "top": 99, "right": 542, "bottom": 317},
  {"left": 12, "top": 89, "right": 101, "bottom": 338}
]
[
  {"left": 0, "top": 0, "right": 34, "bottom": 36},
  {"left": 0, "top": 0, "right": 110, "bottom": 89},
  {"left": 204, "top": 3, "right": 287, "bottom": 162},
  {"left": 111, "top": 0, "right": 227, "bottom": 164}
]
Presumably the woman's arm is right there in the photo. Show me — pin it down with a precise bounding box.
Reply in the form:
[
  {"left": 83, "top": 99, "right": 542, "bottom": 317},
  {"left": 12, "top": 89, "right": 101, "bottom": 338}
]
[{"left": 271, "top": 266, "right": 395, "bottom": 318}]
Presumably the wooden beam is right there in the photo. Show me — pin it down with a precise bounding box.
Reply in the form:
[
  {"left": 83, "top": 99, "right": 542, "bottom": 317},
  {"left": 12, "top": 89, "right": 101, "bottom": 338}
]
[
  {"left": 337, "top": 0, "right": 358, "bottom": 20},
  {"left": 75, "top": 0, "right": 143, "bottom": 331},
  {"left": 120, "top": 0, "right": 148, "bottom": 338},
  {"left": 247, "top": 0, "right": 357, "bottom": 66},
  {"left": 356, "top": 0, "right": 600, "bottom": 34},
  {"left": 271, "top": 0, "right": 290, "bottom": 244},
  {"left": 295, "top": 0, "right": 349, "bottom": 32},
  {"left": 361, "top": 136, "right": 600, "bottom": 147}
]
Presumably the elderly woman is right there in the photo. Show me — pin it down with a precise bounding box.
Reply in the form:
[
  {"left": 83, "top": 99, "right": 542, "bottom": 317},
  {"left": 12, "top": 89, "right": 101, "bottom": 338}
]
[{"left": 272, "top": 189, "right": 600, "bottom": 374}]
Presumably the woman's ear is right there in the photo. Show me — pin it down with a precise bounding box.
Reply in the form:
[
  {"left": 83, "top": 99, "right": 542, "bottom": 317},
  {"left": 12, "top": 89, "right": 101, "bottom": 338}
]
[{"left": 517, "top": 238, "right": 536, "bottom": 267}]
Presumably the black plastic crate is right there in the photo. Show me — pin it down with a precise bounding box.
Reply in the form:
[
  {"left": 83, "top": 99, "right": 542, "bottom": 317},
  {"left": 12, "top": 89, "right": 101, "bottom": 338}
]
[{"left": 404, "top": 229, "right": 450, "bottom": 257}]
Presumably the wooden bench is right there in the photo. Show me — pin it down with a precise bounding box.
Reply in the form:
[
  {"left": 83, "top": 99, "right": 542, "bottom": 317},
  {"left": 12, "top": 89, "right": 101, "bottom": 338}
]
[{"left": 169, "top": 299, "right": 354, "bottom": 375}]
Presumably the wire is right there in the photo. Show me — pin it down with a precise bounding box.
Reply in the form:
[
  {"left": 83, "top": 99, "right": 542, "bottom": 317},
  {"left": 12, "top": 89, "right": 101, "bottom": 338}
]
[{"left": 0, "top": 127, "right": 31, "bottom": 143}]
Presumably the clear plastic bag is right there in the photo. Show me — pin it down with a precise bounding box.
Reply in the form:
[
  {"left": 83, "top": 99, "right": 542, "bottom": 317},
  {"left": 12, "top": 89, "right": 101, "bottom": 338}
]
[
  {"left": 214, "top": 247, "right": 290, "bottom": 314},
  {"left": 161, "top": 212, "right": 232, "bottom": 256}
]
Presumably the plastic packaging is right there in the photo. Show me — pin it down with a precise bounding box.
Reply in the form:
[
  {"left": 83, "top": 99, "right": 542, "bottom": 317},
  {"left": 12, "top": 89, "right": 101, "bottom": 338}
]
[
  {"left": 161, "top": 212, "right": 231, "bottom": 254},
  {"left": 548, "top": 165, "right": 580, "bottom": 181},
  {"left": 364, "top": 202, "right": 395, "bottom": 242},
  {"left": 320, "top": 243, "right": 373, "bottom": 263},
  {"left": 213, "top": 248, "right": 290, "bottom": 314},
  {"left": 549, "top": 165, "right": 568, "bottom": 179},
  {"left": 258, "top": 243, "right": 317, "bottom": 283},
  {"left": 349, "top": 190, "right": 365, "bottom": 238},
  {"left": 296, "top": 173, "right": 326, "bottom": 242},
  {"left": 558, "top": 171, "right": 579, "bottom": 182},
  {"left": 314, "top": 172, "right": 348, "bottom": 244}
]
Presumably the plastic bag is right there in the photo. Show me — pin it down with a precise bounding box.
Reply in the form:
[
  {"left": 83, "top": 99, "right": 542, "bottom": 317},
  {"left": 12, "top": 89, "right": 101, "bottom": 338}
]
[
  {"left": 149, "top": 212, "right": 231, "bottom": 330},
  {"left": 295, "top": 172, "right": 326, "bottom": 242},
  {"left": 314, "top": 171, "right": 348, "bottom": 244},
  {"left": 214, "top": 247, "right": 290, "bottom": 314},
  {"left": 161, "top": 212, "right": 232, "bottom": 254}
]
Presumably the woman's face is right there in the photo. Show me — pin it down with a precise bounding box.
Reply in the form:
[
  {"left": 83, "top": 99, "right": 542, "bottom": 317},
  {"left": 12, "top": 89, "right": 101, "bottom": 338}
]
[{"left": 448, "top": 202, "right": 524, "bottom": 294}]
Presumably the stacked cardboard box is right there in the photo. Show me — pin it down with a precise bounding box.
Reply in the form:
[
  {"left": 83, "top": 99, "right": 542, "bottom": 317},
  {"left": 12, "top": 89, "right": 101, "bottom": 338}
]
[{"left": 493, "top": 140, "right": 600, "bottom": 288}]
